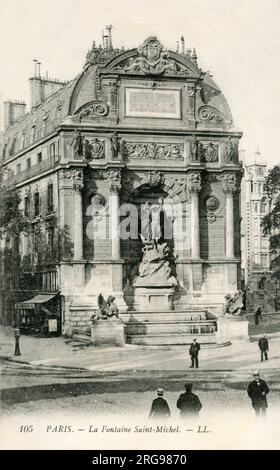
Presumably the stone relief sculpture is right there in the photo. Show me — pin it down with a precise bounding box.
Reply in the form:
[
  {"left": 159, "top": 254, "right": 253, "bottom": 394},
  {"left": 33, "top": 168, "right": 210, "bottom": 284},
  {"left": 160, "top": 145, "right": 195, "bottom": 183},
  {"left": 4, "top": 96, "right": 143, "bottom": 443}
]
[
  {"left": 124, "top": 142, "right": 183, "bottom": 160},
  {"left": 84, "top": 137, "right": 105, "bottom": 160},
  {"left": 114, "top": 36, "right": 189, "bottom": 76},
  {"left": 137, "top": 240, "right": 175, "bottom": 284},
  {"left": 198, "top": 142, "right": 219, "bottom": 162},
  {"left": 198, "top": 105, "right": 226, "bottom": 122},
  {"left": 110, "top": 131, "right": 123, "bottom": 159},
  {"left": 71, "top": 130, "right": 83, "bottom": 158},
  {"left": 224, "top": 136, "right": 236, "bottom": 163}
]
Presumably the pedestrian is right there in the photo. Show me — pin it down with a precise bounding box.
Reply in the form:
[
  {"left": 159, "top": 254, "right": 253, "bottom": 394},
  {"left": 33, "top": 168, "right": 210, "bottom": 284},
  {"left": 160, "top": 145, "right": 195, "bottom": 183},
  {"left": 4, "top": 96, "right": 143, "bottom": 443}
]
[
  {"left": 254, "top": 306, "right": 262, "bottom": 325},
  {"left": 189, "top": 338, "right": 200, "bottom": 368},
  {"left": 247, "top": 371, "right": 270, "bottom": 416},
  {"left": 176, "top": 383, "right": 202, "bottom": 418},
  {"left": 149, "top": 388, "right": 171, "bottom": 420},
  {"left": 258, "top": 334, "right": 269, "bottom": 361}
]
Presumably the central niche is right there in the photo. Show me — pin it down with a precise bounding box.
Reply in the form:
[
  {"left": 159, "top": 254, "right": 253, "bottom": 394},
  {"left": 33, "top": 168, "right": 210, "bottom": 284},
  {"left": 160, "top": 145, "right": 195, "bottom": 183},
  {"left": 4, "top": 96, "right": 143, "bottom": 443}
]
[{"left": 121, "top": 188, "right": 177, "bottom": 279}]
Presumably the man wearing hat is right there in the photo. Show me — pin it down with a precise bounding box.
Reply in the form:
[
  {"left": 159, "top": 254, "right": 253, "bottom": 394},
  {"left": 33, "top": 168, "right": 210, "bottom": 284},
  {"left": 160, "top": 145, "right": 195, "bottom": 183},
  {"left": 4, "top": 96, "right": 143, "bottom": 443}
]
[
  {"left": 189, "top": 338, "right": 200, "bottom": 368},
  {"left": 149, "top": 388, "right": 171, "bottom": 420},
  {"left": 176, "top": 383, "right": 202, "bottom": 418},
  {"left": 247, "top": 371, "right": 270, "bottom": 416},
  {"left": 258, "top": 334, "right": 269, "bottom": 361}
]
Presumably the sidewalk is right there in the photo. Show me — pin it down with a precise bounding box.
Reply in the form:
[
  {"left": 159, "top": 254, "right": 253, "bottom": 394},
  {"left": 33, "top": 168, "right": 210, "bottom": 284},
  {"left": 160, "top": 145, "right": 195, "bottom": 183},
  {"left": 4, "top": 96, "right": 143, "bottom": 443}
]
[{"left": 1, "top": 325, "right": 280, "bottom": 377}]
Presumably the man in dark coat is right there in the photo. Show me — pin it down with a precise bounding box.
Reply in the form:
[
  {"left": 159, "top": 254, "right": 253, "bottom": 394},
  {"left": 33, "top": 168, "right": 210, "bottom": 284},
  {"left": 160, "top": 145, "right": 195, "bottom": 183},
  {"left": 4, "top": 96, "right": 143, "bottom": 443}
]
[
  {"left": 247, "top": 371, "right": 270, "bottom": 416},
  {"left": 149, "top": 388, "right": 171, "bottom": 420},
  {"left": 254, "top": 306, "right": 262, "bottom": 325},
  {"left": 258, "top": 334, "right": 269, "bottom": 361},
  {"left": 189, "top": 338, "right": 200, "bottom": 368},
  {"left": 176, "top": 383, "right": 202, "bottom": 418}
]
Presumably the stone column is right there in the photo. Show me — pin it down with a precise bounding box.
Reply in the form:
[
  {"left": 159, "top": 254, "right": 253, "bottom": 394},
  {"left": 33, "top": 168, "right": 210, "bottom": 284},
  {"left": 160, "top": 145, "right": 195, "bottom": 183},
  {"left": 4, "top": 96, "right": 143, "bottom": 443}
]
[
  {"left": 73, "top": 174, "right": 84, "bottom": 260},
  {"left": 187, "top": 172, "right": 202, "bottom": 259},
  {"left": 108, "top": 171, "right": 122, "bottom": 260},
  {"left": 222, "top": 173, "right": 236, "bottom": 258}
]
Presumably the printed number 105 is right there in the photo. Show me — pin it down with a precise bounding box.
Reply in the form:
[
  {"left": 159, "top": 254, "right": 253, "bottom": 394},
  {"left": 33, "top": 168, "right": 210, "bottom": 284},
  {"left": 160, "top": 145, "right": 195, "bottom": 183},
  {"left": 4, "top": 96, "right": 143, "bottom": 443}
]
[{"left": 20, "top": 425, "right": 34, "bottom": 432}]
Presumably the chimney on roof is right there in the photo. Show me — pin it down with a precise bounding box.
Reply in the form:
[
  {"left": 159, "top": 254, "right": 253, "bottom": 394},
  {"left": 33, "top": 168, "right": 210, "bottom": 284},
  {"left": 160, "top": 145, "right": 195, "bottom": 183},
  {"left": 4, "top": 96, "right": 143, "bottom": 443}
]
[
  {"left": 29, "top": 60, "right": 65, "bottom": 108},
  {"left": 3, "top": 101, "right": 26, "bottom": 129},
  {"left": 106, "top": 25, "right": 113, "bottom": 49},
  {"left": 181, "top": 35, "right": 185, "bottom": 54}
]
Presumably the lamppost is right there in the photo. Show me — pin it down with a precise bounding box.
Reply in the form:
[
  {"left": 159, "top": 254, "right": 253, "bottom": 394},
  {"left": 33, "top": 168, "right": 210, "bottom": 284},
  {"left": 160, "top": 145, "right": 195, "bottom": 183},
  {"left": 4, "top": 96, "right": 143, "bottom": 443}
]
[
  {"left": 14, "top": 327, "right": 21, "bottom": 356},
  {"left": 275, "top": 280, "right": 279, "bottom": 312}
]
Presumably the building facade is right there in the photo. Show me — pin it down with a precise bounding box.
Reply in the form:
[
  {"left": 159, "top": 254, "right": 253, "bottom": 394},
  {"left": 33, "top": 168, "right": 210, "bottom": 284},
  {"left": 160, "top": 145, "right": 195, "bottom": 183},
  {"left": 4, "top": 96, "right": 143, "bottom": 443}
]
[
  {"left": 1, "top": 31, "right": 243, "bottom": 337},
  {"left": 241, "top": 155, "right": 277, "bottom": 312}
]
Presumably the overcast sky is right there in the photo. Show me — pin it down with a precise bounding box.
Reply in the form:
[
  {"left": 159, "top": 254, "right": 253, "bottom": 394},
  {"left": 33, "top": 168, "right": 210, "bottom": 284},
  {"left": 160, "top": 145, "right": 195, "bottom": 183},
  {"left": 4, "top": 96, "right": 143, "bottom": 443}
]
[{"left": 0, "top": 0, "right": 279, "bottom": 166}]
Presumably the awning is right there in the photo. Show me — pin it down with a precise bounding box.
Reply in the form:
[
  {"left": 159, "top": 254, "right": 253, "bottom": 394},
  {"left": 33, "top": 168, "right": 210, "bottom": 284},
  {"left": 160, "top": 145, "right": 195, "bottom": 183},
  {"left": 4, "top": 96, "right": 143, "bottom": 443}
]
[{"left": 15, "top": 294, "right": 57, "bottom": 309}]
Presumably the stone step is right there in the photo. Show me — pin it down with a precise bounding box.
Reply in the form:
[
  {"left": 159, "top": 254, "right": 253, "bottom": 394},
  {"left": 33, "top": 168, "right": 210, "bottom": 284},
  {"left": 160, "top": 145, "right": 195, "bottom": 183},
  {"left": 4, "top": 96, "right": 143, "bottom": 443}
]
[
  {"left": 122, "top": 311, "right": 209, "bottom": 322},
  {"left": 126, "top": 333, "right": 217, "bottom": 346},
  {"left": 125, "top": 322, "right": 216, "bottom": 335}
]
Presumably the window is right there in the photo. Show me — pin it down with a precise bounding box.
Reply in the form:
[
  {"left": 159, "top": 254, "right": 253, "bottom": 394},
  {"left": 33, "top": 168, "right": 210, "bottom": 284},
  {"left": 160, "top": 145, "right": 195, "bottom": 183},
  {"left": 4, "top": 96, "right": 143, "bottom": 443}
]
[
  {"left": 50, "top": 142, "right": 56, "bottom": 157},
  {"left": 260, "top": 202, "right": 266, "bottom": 213},
  {"left": 31, "top": 125, "right": 36, "bottom": 142},
  {"left": 257, "top": 168, "right": 263, "bottom": 177},
  {"left": 34, "top": 192, "right": 40, "bottom": 217},
  {"left": 37, "top": 152, "right": 42, "bottom": 164},
  {"left": 47, "top": 184, "right": 54, "bottom": 213},
  {"left": 250, "top": 182, "right": 253, "bottom": 193},
  {"left": 17, "top": 163, "right": 21, "bottom": 173},
  {"left": 26, "top": 158, "right": 31, "bottom": 169},
  {"left": 24, "top": 196, "right": 30, "bottom": 217},
  {"left": 260, "top": 254, "right": 268, "bottom": 267},
  {"left": 21, "top": 132, "right": 26, "bottom": 149},
  {"left": 261, "top": 238, "right": 268, "bottom": 249},
  {"left": 254, "top": 203, "right": 258, "bottom": 213},
  {"left": 47, "top": 227, "right": 54, "bottom": 252},
  {"left": 9, "top": 137, "right": 17, "bottom": 156}
]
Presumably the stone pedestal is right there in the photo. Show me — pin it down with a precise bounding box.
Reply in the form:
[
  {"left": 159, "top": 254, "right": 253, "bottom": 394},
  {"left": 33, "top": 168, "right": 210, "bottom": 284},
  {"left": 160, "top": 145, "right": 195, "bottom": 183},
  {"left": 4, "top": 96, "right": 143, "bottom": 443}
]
[
  {"left": 91, "top": 319, "right": 125, "bottom": 346},
  {"left": 133, "top": 280, "right": 177, "bottom": 311},
  {"left": 216, "top": 316, "right": 249, "bottom": 343}
]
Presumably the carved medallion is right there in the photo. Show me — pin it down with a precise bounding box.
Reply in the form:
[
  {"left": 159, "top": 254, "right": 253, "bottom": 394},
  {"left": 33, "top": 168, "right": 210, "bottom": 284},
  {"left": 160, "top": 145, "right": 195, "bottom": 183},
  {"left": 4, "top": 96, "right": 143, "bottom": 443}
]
[
  {"left": 204, "top": 195, "right": 221, "bottom": 223},
  {"left": 84, "top": 137, "right": 105, "bottom": 160},
  {"left": 198, "top": 142, "right": 219, "bottom": 162}
]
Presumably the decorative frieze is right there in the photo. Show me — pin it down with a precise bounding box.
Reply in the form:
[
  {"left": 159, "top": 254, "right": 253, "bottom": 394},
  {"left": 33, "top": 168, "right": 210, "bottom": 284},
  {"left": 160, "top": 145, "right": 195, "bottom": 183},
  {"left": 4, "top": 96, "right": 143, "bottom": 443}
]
[{"left": 124, "top": 142, "right": 183, "bottom": 160}]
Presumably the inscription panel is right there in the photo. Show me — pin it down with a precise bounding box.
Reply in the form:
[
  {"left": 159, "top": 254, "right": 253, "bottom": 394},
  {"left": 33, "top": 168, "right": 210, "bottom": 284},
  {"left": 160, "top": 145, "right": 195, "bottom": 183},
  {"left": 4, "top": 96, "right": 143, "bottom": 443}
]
[{"left": 125, "top": 87, "right": 181, "bottom": 119}]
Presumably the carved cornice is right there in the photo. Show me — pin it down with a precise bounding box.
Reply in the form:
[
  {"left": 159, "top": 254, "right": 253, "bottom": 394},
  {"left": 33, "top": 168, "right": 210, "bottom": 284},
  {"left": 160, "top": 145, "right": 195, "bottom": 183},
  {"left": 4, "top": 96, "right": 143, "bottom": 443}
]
[{"left": 58, "top": 168, "right": 84, "bottom": 191}]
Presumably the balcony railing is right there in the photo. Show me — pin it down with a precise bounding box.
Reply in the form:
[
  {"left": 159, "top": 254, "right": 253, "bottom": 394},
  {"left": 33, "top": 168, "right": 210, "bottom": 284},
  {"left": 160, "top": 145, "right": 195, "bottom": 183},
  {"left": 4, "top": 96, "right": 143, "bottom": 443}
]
[{"left": 7, "top": 156, "right": 56, "bottom": 184}]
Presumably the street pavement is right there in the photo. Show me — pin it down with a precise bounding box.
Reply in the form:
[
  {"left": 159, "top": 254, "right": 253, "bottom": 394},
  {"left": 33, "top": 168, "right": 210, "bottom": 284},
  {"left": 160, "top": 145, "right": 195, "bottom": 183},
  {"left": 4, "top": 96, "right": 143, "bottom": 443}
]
[
  {"left": 1, "top": 325, "right": 280, "bottom": 450},
  {"left": 1, "top": 325, "right": 280, "bottom": 373}
]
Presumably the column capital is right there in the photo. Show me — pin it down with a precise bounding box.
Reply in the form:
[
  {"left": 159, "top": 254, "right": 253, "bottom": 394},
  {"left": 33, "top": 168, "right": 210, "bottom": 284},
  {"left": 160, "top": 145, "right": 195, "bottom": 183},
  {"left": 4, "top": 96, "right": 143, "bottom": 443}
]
[
  {"left": 58, "top": 168, "right": 84, "bottom": 190},
  {"left": 222, "top": 172, "right": 236, "bottom": 195},
  {"left": 187, "top": 171, "right": 202, "bottom": 194},
  {"left": 103, "top": 169, "right": 122, "bottom": 193}
]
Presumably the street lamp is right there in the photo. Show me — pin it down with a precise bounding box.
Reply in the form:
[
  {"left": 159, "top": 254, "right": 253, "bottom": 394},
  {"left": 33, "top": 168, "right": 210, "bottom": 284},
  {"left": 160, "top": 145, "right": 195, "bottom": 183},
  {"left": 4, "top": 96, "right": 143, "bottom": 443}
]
[{"left": 14, "top": 327, "right": 21, "bottom": 356}]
